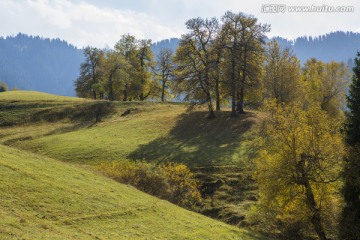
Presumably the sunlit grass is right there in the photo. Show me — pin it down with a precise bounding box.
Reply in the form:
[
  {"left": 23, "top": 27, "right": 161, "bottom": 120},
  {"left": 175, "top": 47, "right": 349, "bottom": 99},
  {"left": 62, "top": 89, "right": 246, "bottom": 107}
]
[
  {"left": 0, "top": 144, "right": 269, "bottom": 239},
  {"left": 0, "top": 90, "right": 86, "bottom": 102},
  {"left": 0, "top": 90, "right": 267, "bottom": 235}
]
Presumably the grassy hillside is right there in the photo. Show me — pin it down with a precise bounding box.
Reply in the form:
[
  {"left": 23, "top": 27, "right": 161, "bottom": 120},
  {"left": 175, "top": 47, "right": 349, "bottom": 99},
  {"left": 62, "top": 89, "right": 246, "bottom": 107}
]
[
  {"left": 5, "top": 104, "right": 262, "bottom": 167},
  {"left": 0, "top": 144, "right": 270, "bottom": 239},
  {"left": 1, "top": 91, "right": 265, "bottom": 230},
  {"left": 0, "top": 91, "right": 116, "bottom": 126},
  {"left": 0, "top": 90, "right": 84, "bottom": 101}
]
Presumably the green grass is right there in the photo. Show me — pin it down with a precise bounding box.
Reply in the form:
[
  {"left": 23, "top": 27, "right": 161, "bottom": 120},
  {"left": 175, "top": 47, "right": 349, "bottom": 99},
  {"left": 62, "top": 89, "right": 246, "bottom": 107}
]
[
  {"left": 7, "top": 105, "right": 263, "bottom": 167},
  {"left": 0, "top": 91, "right": 265, "bottom": 231},
  {"left": 0, "top": 90, "right": 86, "bottom": 102},
  {"left": 0, "top": 91, "right": 115, "bottom": 126},
  {"left": 0, "top": 144, "right": 268, "bottom": 239}
]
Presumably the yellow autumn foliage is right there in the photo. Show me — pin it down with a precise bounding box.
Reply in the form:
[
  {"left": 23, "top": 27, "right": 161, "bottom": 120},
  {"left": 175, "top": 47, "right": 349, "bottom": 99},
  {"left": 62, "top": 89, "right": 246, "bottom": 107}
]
[{"left": 252, "top": 101, "right": 344, "bottom": 239}]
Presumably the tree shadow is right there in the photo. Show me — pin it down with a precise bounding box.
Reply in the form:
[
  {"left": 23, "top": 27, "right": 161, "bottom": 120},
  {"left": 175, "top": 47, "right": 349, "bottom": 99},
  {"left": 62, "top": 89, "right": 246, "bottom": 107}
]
[
  {"left": 128, "top": 111, "right": 259, "bottom": 167},
  {"left": 43, "top": 121, "right": 95, "bottom": 136}
]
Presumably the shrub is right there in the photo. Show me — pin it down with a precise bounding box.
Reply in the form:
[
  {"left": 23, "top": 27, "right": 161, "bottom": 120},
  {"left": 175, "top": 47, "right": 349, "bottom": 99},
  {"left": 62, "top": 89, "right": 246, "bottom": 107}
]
[
  {"left": 96, "top": 160, "right": 201, "bottom": 208},
  {"left": 163, "top": 163, "right": 201, "bottom": 207},
  {"left": 0, "top": 81, "right": 8, "bottom": 92}
]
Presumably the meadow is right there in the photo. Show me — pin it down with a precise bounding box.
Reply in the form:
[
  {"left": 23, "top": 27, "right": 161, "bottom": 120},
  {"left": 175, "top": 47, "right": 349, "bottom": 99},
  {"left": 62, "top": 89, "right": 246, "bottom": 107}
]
[{"left": 0, "top": 91, "right": 267, "bottom": 237}]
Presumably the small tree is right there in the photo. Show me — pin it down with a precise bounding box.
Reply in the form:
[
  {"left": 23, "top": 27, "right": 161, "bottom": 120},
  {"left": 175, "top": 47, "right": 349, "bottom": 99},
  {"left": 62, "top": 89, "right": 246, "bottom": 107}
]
[
  {"left": 263, "top": 40, "right": 301, "bottom": 103},
  {"left": 0, "top": 81, "right": 8, "bottom": 92},
  {"left": 74, "top": 46, "right": 104, "bottom": 99},
  {"left": 155, "top": 48, "right": 174, "bottom": 102}
]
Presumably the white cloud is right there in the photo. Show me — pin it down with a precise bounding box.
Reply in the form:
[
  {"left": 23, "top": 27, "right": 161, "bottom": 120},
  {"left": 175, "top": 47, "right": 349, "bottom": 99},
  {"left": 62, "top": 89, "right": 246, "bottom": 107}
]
[
  {"left": 0, "top": 0, "right": 183, "bottom": 48},
  {"left": 0, "top": 0, "right": 359, "bottom": 47}
]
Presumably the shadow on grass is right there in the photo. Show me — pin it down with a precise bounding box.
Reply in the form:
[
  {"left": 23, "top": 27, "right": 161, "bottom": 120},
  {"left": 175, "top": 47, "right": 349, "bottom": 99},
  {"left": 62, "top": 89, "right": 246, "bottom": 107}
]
[
  {"left": 44, "top": 121, "right": 96, "bottom": 136},
  {"left": 128, "top": 111, "right": 259, "bottom": 167}
]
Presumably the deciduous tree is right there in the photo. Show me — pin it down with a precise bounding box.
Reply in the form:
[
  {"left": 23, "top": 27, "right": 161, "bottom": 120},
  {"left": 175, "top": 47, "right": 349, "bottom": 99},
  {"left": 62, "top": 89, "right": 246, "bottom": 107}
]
[
  {"left": 174, "top": 17, "right": 219, "bottom": 118},
  {"left": 102, "top": 50, "right": 129, "bottom": 101},
  {"left": 155, "top": 48, "right": 174, "bottom": 102},
  {"left": 302, "top": 59, "right": 349, "bottom": 116},
  {"left": 255, "top": 102, "right": 344, "bottom": 240},
  {"left": 263, "top": 40, "right": 301, "bottom": 103},
  {"left": 221, "top": 11, "right": 269, "bottom": 116},
  {"left": 74, "top": 46, "right": 104, "bottom": 99}
]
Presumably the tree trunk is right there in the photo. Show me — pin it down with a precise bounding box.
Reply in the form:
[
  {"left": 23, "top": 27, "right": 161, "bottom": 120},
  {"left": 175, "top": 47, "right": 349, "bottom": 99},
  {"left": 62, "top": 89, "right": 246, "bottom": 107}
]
[
  {"left": 215, "top": 79, "right": 220, "bottom": 111},
  {"left": 161, "top": 81, "right": 166, "bottom": 102},
  {"left": 93, "top": 90, "right": 96, "bottom": 100},
  {"left": 237, "top": 48, "right": 247, "bottom": 114},
  {"left": 305, "top": 181, "right": 327, "bottom": 240},
  {"left": 237, "top": 86, "right": 245, "bottom": 114},
  {"left": 236, "top": 92, "right": 240, "bottom": 112},
  {"left": 230, "top": 59, "right": 237, "bottom": 117},
  {"left": 298, "top": 155, "right": 328, "bottom": 240},
  {"left": 207, "top": 94, "right": 216, "bottom": 119},
  {"left": 108, "top": 74, "right": 114, "bottom": 101},
  {"left": 123, "top": 89, "right": 127, "bottom": 101},
  {"left": 139, "top": 93, "right": 145, "bottom": 101},
  {"left": 230, "top": 38, "right": 237, "bottom": 118},
  {"left": 108, "top": 90, "right": 114, "bottom": 101}
]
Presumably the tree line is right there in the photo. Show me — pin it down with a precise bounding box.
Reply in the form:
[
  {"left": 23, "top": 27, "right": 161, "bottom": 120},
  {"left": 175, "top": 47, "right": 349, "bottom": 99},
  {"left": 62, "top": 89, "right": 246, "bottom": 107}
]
[
  {"left": 74, "top": 11, "right": 360, "bottom": 240},
  {"left": 74, "top": 34, "right": 175, "bottom": 102},
  {"left": 74, "top": 11, "right": 350, "bottom": 120}
]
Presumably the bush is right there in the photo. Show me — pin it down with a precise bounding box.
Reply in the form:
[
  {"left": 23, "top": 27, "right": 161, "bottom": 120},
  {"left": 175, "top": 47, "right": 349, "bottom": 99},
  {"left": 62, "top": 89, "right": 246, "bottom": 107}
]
[
  {"left": 0, "top": 81, "right": 8, "bottom": 92},
  {"left": 96, "top": 160, "right": 201, "bottom": 208},
  {"left": 163, "top": 163, "right": 202, "bottom": 207}
]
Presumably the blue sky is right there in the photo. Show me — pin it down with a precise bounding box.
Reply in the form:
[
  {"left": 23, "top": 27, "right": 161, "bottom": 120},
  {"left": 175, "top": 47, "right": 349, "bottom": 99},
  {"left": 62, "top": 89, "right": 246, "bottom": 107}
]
[{"left": 0, "top": 0, "right": 359, "bottom": 48}]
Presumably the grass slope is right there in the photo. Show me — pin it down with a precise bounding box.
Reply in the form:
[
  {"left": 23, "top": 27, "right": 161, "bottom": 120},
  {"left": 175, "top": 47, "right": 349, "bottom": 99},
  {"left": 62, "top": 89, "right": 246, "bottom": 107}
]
[
  {"left": 0, "top": 91, "right": 265, "bottom": 228},
  {"left": 0, "top": 144, "right": 266, "bottom": 240},
  {"left": 0, "top": 91, "right": 116, "bottom": 127},
  {"left": 0, "top": 90, "right": 85, "bottom": 102},
  {"left": 8, "top": 105, "right": 263, "bottom": 167}
]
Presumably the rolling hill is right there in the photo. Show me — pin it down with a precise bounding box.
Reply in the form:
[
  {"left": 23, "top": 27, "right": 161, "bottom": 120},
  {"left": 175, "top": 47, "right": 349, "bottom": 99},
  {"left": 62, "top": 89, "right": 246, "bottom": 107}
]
[
  {"left": 0, "top": 91, "right": 273, "bottom": 239},
  {"left": 0, "top": 144, "right": 267, "bottom": 239},
  {"left": 0, "top": 90, "right": 265, "bottom": 231}
]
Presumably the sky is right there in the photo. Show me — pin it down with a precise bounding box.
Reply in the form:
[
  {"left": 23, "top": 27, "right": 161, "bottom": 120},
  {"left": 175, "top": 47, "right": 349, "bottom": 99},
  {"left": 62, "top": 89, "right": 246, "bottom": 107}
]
[{"left": 0, "top": 0, "right": 359, "bottom": 48}]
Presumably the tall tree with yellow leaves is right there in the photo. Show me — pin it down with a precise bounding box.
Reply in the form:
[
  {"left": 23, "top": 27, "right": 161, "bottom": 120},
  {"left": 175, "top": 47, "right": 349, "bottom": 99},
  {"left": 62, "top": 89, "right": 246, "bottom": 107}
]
[{"left": 254, "top": 102, "right": 344, "bottom": 240}]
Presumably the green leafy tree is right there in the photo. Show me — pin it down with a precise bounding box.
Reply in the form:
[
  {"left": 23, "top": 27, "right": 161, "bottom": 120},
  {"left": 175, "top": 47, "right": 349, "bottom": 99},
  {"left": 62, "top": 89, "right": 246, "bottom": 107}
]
[
  {"left": 340, "top": 52, "right": 360, "bottom": 240},
  {"left": 114, "top": 34, "right": 156, "bottom": 101},
  {"left": 115, "top": 34, "right": 139, "bottom": 101},
  {"left": 212, "top": 32, "right": 227, "bottom": 111},
  {"left": 102, "top": 50, "right": 129, "bottom": 101},
  {"left": 174, "top": 17, "right": 219, "bottom": 118},
  {"left": 155, "top": 48, "right": 175, "bottom": 102},
  {"left": 74, "top": 46, "right": 104, "bottom": 99},
  {"left": 221, "top": 11, "right": 269, "bottom": 116},
  {"left": 137, "top": 39, "right": 157, "bottom": 101}
]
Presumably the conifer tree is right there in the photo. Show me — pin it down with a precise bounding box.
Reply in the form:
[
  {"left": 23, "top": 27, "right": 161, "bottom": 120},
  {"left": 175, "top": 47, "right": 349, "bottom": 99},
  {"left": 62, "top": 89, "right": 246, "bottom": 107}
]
[{"left": 340, "top": 52, "right": 360, "bottom": 240}]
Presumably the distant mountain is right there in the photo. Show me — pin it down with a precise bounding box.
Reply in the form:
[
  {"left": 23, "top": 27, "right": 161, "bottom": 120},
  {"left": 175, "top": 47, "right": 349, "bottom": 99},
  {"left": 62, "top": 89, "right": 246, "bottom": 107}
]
[
  {"left": 0, "top": 33, "right": 83, "bottom": 96},
  {"left": 0, "top": 32, "right": 360, "bottom": 96},
  {"left": 151, "top": 38, "right": 180, "bottom": 57},
  {"left": 273, "top": 31, "right": 360, "bottom": 66},
  {"left": 152, "top": 31, "right": 360, "bottom": 66}
]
